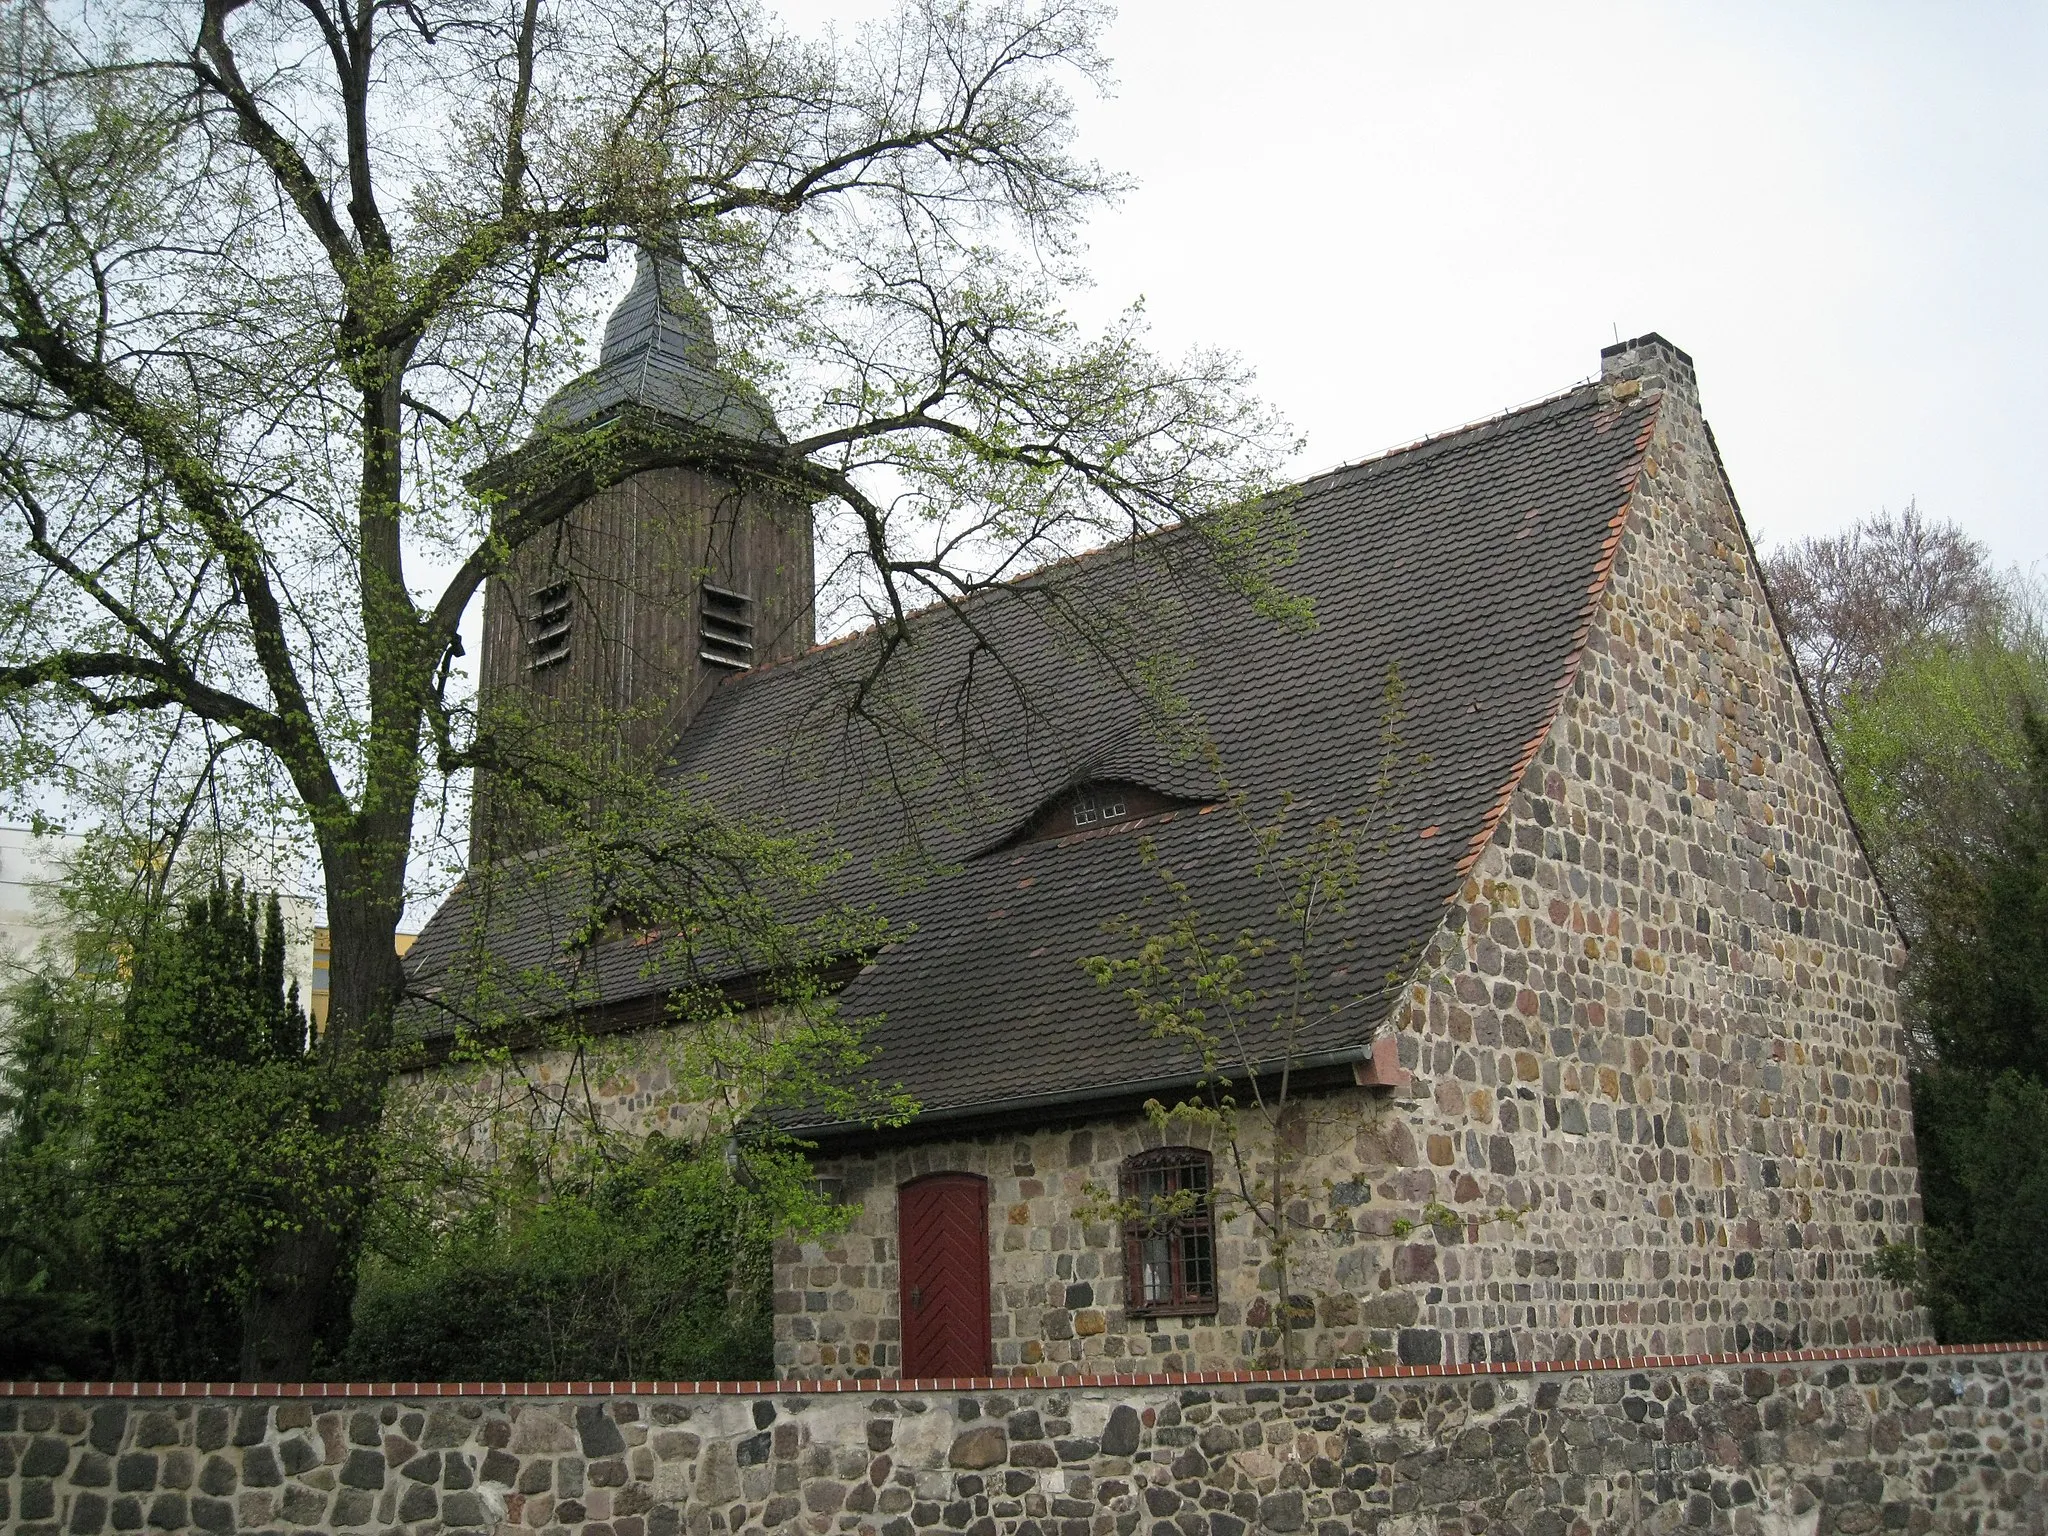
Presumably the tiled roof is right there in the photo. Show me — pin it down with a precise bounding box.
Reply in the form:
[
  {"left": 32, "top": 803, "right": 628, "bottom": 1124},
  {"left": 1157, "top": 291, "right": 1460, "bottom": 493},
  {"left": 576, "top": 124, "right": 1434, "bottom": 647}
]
[
  {"left": 537, "top": 252, "right": 783, "bottom": 443},
  {"left": 407, "top": 382, "right": 1660, "bottom": 1130}
]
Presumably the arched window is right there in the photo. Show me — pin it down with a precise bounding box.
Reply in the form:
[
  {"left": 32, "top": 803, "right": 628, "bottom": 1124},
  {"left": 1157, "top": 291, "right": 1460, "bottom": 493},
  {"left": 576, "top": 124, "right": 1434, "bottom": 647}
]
[{"left": 1121, "top": 1147, "right": 1217, "bottom": 1315}]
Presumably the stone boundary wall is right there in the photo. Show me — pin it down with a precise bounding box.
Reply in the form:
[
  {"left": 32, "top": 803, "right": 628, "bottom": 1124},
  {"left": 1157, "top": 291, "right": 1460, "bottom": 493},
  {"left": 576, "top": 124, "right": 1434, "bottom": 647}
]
[{"left": 0, "top": 1344, "right": 2040, "bottom": 1535}]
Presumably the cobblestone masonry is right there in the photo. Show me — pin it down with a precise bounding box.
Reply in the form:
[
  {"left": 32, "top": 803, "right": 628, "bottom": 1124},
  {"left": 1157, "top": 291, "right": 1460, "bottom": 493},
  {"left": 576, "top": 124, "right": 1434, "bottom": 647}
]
[
  {"left": 1352, "top": 345, "right": 1924, "bottom": 1364},
  {"left": 785, "top": 1102, "right": 1424, "bottom": 1378},
  {"left": 417, "top": 340, "right": 1925, "bottom": 1379},
  {"left": 0, "top": 1346, "right": 2041, "bottom": 1535},
  {"left": 777, "top": 342, "right": 1924, "bottom": 1378}
]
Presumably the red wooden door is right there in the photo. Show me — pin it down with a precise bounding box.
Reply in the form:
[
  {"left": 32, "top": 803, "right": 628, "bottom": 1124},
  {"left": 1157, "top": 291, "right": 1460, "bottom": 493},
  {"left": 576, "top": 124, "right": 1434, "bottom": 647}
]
[{"left": 898, "top": 1173, "right": 990, "bottom": 1377}]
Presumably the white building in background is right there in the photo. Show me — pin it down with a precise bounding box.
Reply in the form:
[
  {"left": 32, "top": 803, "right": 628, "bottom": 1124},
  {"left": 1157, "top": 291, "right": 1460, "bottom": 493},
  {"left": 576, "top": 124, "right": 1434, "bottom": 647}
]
[
  {"left": 0, "top": 824, "right": 318, "bottom": 1004},
  {"left": 0, "top": 825, "right": 87, "bottom": 975},
  {"left": 275, "top": 897, "right": 321, "bottom": 1017}
]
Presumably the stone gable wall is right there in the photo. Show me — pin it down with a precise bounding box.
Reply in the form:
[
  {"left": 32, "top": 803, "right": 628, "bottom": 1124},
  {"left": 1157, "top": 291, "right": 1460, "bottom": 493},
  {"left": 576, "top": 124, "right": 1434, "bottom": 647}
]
[
  {"left": 1366, "top": 356, "right": 1923, "bottom": 1365},
  {"left": 0, "top": 1346, "right": 2040, "bottom": 1535},
  {"left": 777, "top": 358, "right": 1924, "bottom": 1379}
]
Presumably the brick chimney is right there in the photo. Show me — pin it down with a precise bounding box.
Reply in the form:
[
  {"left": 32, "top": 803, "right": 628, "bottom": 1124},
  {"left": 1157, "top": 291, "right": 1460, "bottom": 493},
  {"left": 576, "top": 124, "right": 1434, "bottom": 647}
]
[{"left": 1599, "top": 332, "right": 1697, "bottom": 403}]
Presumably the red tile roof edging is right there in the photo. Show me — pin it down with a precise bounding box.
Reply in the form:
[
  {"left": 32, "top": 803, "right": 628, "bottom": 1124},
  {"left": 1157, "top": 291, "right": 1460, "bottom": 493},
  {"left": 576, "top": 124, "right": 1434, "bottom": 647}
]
[{"left": 3, "top": 1341, "right": 2042, "bottom": 1399}]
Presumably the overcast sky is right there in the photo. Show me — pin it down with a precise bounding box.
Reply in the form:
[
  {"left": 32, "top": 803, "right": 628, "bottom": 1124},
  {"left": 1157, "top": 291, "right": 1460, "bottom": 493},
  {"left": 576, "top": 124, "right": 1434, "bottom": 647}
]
[{"left": 872, "top": 1, "right": 2048, "bottom": 568}]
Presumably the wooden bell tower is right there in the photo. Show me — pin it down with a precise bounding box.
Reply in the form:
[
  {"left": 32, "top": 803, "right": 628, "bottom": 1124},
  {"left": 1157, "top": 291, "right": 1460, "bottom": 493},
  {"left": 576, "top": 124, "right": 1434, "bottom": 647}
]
[{"left": 468, "top": 253, "right": 815, "bottom": 863}]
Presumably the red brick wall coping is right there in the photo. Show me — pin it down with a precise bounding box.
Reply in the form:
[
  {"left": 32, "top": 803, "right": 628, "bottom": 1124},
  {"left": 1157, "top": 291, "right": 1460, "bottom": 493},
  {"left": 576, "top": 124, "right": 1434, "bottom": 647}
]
[{"left": 3, "top": 1341, "right": 2042, "bottom": 1399}]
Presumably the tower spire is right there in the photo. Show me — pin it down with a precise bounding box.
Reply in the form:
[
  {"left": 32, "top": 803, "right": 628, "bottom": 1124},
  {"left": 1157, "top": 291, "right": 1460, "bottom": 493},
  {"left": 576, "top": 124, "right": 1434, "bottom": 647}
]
[{"left": 538, "top": 251, "right": 783, "bottom": 444}]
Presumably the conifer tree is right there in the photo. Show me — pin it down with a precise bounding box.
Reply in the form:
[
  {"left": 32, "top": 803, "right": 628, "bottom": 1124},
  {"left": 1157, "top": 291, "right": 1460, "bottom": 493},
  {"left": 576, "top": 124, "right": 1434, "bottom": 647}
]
[
  {"left": 1912, "top": 711, "right": 2048, "bottom": 1079},
  {"left": 0, "top": 972, "right": 108, "bottom": 1377},
  {"left": 87, "top": 882, "right": 321, "bottom": 1377}
]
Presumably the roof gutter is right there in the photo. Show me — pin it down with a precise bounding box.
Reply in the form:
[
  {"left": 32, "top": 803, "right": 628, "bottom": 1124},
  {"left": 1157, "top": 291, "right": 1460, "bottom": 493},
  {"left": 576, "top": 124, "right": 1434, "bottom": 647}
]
[{"left": 788, "top": 1041, "right": 1409, "bottom": 1151}]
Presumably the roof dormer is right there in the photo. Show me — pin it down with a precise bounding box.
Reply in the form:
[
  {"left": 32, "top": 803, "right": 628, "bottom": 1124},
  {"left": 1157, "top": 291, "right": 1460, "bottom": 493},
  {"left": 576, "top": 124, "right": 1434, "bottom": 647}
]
[{"left": 988, "top": 778, "right": 1211, "bottom": 854}]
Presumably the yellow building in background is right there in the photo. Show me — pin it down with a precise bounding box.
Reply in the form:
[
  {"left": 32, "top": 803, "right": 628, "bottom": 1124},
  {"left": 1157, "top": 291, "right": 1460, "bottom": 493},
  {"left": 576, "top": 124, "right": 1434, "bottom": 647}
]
[{"left": 309, "top": 926, "right": 417, "bottom": 1033}]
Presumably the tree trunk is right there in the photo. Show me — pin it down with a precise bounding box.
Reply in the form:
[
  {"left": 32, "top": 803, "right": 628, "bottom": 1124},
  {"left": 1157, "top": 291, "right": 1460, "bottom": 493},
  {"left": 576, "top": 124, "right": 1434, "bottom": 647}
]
[
  {"left": 1272, "top": 1207, "right": 1293, "bottom": 1369},
  {"left": 238, "top": 839, "right": 408, "bottom": 1379},
  {"left": 239, "top": 1224, "right": 353, "bottom": 1380}
]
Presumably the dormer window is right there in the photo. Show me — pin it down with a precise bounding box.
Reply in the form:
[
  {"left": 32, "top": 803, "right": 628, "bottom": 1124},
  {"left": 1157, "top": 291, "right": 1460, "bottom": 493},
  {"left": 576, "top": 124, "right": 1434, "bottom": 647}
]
[
  {"left": 1070, "top": 785, "right": 1127, "bottom": 828},
  {"left": 570, "top": 896, "right": 664, "bottom": 950},
  {"left": 699, "top": 584, "right": 754, "bottom": 671},
  {"left": 591, "top": 906, "right": 658, "bottom": 946},
  {"left": 989, "top": 779, "right": 1211, "bottom": 852},
  {"left": 526, "top": 580, "right": 572, "bottom": 670}
]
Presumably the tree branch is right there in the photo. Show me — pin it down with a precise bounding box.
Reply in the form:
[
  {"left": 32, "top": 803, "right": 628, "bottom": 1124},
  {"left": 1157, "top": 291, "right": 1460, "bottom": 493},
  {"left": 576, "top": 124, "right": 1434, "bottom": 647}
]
[
  {"left": 6, "top": 461, "right": 184, "bottom": 672},
  {"left": 189, "top": 0, "right": 359, "bottom": 281},
  {"left": 0, "top": 243, "right": 344, "bottom": 818},
  {"left": 0, "top": 648, "right": 277, "bottom": 740}
]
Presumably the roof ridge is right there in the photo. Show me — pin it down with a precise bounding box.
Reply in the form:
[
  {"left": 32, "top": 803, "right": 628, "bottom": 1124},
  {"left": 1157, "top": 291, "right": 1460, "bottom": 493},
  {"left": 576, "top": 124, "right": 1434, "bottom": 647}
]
[
  {"left": 1294, "top": 379, "right": 1603, "bottom": 491},
  {"left": 713, "top": 379, "right": 1612, "bottom": 697},
  {"left": 713, "top": 512, "right": 1207, "bottom": 692}
]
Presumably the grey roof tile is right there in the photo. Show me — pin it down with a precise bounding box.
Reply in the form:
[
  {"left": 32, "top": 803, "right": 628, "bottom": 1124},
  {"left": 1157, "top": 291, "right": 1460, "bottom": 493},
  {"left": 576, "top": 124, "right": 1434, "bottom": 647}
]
[{"left": 408, "top": 383, "right": 1659, "bottom": 1128}]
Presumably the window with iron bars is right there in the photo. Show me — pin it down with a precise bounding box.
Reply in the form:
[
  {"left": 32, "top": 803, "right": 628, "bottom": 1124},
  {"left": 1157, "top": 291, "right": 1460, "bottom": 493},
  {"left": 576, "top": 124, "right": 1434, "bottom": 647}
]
[{"left": 1121, "top": 1147, "right": 1217, "bottom": 1315}]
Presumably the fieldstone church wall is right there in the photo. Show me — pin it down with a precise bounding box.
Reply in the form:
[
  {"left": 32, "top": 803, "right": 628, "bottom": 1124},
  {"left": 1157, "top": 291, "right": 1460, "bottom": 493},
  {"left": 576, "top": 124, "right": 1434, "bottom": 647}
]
[
  {"left": 412, "top": 338, "right": 1925, "bottom": 1382},
  {"left": 777, "top": 342, "right": 1924, "bottom": 1379},
  {"left": 786, "top": 1101, "right": 1409, "bottom": 1378},
  {"left": 1340, "top": 341, "right": 1925, "bottom": 1366},
  {"left": 2, "top": 1345, "right": 2040, "bottom": 1535}
]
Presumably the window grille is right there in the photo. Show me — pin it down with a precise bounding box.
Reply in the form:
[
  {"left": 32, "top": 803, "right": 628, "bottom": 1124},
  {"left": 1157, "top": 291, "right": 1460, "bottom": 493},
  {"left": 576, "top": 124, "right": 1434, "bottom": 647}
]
[
  {"left": 526, "top": 580, "right": 572, "bottom": 670},
  {"left": 1121, "top": 1147, "right": 1216, "bottom": 1315},
  {"left": 1070, "top": 784, "right": 1128, "bottom": 828},
  {"left": 699, "top": 584, "right": 755, "bottom": 671}
]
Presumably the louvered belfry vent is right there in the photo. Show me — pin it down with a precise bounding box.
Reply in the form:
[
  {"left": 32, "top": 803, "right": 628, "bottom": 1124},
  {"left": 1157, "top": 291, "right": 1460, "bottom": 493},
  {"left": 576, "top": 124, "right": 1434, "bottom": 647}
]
[
  {"left": 525, "top": 580, "right": 573, "bottom": 670},
  {"left": 699, "top": 584, "right": 755, "bottom": 671}
]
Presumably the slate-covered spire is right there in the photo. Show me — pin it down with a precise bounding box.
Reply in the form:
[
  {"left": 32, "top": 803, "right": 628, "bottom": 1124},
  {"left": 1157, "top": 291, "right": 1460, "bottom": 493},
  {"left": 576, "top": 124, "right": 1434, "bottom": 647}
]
[{"left": 538, "top": 250, "right": 783, "bottom": 444}]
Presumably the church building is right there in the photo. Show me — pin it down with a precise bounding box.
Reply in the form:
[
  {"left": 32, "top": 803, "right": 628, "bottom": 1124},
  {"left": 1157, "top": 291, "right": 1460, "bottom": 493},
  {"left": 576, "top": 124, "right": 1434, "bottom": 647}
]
[{"left": 409, "top": 255, "right": 1927, "bottom": 1378}]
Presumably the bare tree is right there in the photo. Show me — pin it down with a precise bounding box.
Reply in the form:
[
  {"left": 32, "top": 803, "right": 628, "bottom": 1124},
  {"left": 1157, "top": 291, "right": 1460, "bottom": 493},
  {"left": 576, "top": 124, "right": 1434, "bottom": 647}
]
[
  {"left": 1764, "top": 501, "right": 2004, "bottom": 730},
  {"left": 0, "top": 0, "right": 1295, "bottom": 1374}
]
